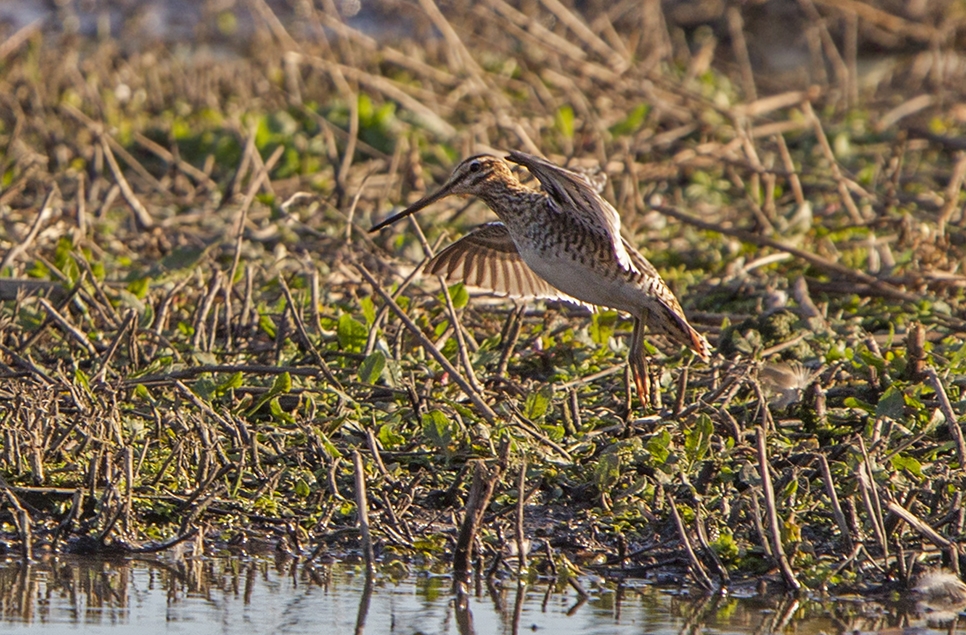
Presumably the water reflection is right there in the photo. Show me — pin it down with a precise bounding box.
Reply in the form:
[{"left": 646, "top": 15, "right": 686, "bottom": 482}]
[{"left": 0, "top": 556, "right": 963, "bottom": 634}]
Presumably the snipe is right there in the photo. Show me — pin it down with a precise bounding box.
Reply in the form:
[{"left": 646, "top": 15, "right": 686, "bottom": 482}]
[{"left": 371, "top": 151, "right": 710, "bottom": 406}]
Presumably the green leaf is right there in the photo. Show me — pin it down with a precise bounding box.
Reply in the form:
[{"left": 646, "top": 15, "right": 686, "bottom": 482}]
[
  {"left": 360, "top": 295, "right": 376, "bottom": 326},
  {"left": 684, "top": 414, "right": 713, "bottom": 462},
  {"left": 412, "top": 533, "right": 447, "bottom": 553},
  {"left": 377, "top": 423, "right": 405, "bottom": 449},
  {"left": 127, "top": 277, "right": 150, "bottom": 299},
  {"left": 248, "top": 371, "right": 292, "bottom": 416},
  {"left": 646, "top": 429, "right": 671, "bottom": 464},
  {"left": 844, "top": 396, "right": 874, "bottom": 413},
  {"left": 609, "top": 104, "right": 650, "bottom": 137},
  {"left": 75, "top": 368, "right": 90, "bottom": 391},
  {"left": 214, "top": 371, "right": 244, "bottom": 397},
  {"left": 294, "top": 478, "right": 311, "bottom": 498},
  {"left": 875, "top": 385, "right": 905, "bottom": 420},
  {"left": 134, "top": 384, "right": 153, "bottom": 402},
  {"left": 359, "top": 351, "right": 386, "bottom": 384},
  {"left": 524, "top": 385, "right": 553, "bottom": 421},
  {"left": 25, "top": 258, "right": 50, "bottom": 280},
  {"left": 594, "top": 450, "right": 621, "bottom": 489},
  {"left": 541, "top": 423, "right": 565, "bottom": 442},
  {"left": 890, "top": 453, "right": 923, "bottom": 478},
  {"left": 781, "top": 477, "right": 799, "bottom": 501},
  {"left": 555, "top": 105, "right": 575, "bottom": 139},
  {"left": 449, "top": 283, "right": 469, "bottom": 310},
  {"left": 711, "top": 530, "right": 739, "bottom": 560},
  {"left": 258, "top": 313, "right": 277, "bottom": 338},
  {"left": 318, "top": 432, "right": 342, "bottom": 459},
  {"left": 358, "top": 93, "right": 374, "bottom": 124},
  {"left": 160, "top": 246, "right": 207, "bottom": 272},
  {"left": 53, "top": 236, "right": 74, "bottom": 274},
  {"left": 422, "top": 410, "right": 455, "bottom": 449},
  {"left": 269, "top": 397, "right": 296, "bottom": 424},
  {"left": 269, "top": 371, "right": 293, "bottom": 396},
  {"left": 589, "top": 311, "right": 618, "bottom": 346},
  {"left": 193, "top": 377, "right": 216, "bottom": 400},
  {"left": 337, "top": 313, "right": 368, "bottom": 352}
]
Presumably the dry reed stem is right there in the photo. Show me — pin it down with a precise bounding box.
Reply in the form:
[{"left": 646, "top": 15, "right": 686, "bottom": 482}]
[
  {"left": 133, "top": 131, "right": 216, "bottom": 188},
  {"left": 290, "top": 53, "right": 456, "bottom": 138},
  {"left": 938, "top": 153, "right": 966, "bottom": 240},
  {"left": 485, "top": 0, "right": 588, "bottom": 63},
  {"left": 0, "top": 476, "right": 32, "bottom": 561},
  {"left": 99, "top": 137, "right": 155, "bottom": 230},
  {"left": 278, "top": 274, "right": 342, "bottom": 388},
  {"left": 813, "top": 0, "right": 939, "bottom": 41},
  {"left": 316, "top": 12, "right": 459, "bottom": 86},
  {"left": 36, "top": 297, "right": 98, "bottom": 356},
  {"left": 855, "top": 436, "right": 889, "bottom": 561},
  {"left": 356, "top": 262, "right": 498, "bottom": 422},
  {"left": 436, "top": 275, "right": 484, "bottom": 395},
  {"left": 798, "top": 0, "right": 851, "bottom": 94},
  {"left": 417, "top": 0, "right": 489, "bottom": 91},
  {"left": 756, "top": 428, "right": 801, "bottom": 591},
  {"left": 694, "top": 504, "right": 730, "bottom": 586},
  {"left": 925, "top": 367, "right": 966, "bottom": 467},
  {"left": 352, "top": 449, "right": 376, "bottom": 576},
  {"left": 666, "top": 491, "right": 714, "bottom": 590},
  {"left": 0, "top": 279, "right": 64, "bottom": 302},
  {"left": 886, "top": 500, "right": 957, "bottom": 555},
  {"left": 0, "top": 343, "right": 56, "bottom": 384},
  {"left": 129, "top": 364, "right": 329, "bottom": 387},
  {"left": 495, "top": 304, "right": 525, "bottom": 380},
  {"left": 61, "top": 103, "right": 170, "bottom": 196},
  {"left": 726, "top": 7, "right": 756, "bottom": 102},
  {"left": 453, "top": 455, "right": 506, "bottom": 590},
  {"left": 816, "top": 452, "right": 855, "bottom": 553},
  {"left": 223, "top": 141, "right": 284, "bottom": 349},
  {"left": 801, "top": 100, "right": 865, "bottom": 223},
  {"left": 538, "top": 0, "right": 627, "bottom": 71},
  {"left": 0, "top": 187, "right": 59, "bottom": 273},
  {"left": 362, "top": 258, "right": 426, "bottom": 357},
  {"left": 505, "top": 404, "right": 573, "bottom": 461},
  {"left": 876, "top": 95, "right": 936, "bottom": 133},
  {"left": 515, "top": 458, "right": 528, "bottom": 573}
]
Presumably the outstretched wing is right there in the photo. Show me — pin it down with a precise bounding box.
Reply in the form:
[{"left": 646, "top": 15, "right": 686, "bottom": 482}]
[
  {"left": 506, "top": 151, "right": 633, "bottom": 273},
  {"left": 427, "top": 222, "right": 588, "bottom": 307}
]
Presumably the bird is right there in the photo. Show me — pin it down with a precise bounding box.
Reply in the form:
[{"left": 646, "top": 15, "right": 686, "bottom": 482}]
[{"left": 370, "top": 151, "right": 710, "bottom": 407}]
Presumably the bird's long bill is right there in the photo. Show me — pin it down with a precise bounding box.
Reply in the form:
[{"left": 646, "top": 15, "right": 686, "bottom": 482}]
[{"left": 369, "top": 185, "right": 452, "bottom": 232}]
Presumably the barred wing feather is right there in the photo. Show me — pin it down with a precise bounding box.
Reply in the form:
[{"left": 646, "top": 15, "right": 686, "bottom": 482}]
[{"left": 426, "top": 222, "right": 589, "bottom": 307}]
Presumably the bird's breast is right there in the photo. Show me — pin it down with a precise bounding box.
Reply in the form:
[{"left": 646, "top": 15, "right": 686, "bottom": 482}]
[{"left": 514, "top": 239, "right": 642, "bottom": 313}]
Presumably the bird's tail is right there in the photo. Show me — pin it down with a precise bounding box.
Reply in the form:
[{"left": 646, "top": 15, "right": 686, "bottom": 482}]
[
  {"left": 649, "top": 302, "right": 711, "bottom": 361},
  {"left": 684, "top": 322, "right": 712, "bottom": 361}
]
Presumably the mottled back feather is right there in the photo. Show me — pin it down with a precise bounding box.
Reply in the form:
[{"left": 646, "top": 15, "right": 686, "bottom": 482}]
[{"left": 507, "top": 151, "right": 634, "bottom": 273}]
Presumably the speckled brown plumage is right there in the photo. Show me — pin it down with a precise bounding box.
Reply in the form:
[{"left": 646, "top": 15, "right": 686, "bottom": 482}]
[{"left": 371, "top": 151, "right": 710, "bottom": 406}]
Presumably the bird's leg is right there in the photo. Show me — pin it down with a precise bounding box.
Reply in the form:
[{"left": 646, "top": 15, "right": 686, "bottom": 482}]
[{"left": 629, "top": 317, "right": 651, "bottom": 409}]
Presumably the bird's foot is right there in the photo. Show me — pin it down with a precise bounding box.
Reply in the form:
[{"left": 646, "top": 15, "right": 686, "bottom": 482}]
[{"left": 629, "top": 356, "right": 651, "bottom": 410}]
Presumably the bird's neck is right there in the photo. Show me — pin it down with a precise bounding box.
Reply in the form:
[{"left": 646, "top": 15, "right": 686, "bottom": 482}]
[{"left": 474, "top": 178, "right": 545, "bottom": 224}]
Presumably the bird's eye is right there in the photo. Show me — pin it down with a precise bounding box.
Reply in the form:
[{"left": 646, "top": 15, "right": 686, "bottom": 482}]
[{"left": 468, "top": 160, "right": 482, "bottom": 173}]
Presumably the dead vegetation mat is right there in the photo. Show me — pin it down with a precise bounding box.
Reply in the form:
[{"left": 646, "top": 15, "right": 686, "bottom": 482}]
[{"left": 2, "top": 0, "right": 966, "bottom": 594}]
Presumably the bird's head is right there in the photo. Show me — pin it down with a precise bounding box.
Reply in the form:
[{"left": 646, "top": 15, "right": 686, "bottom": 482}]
[
  {"left": 370, "top": 155, "right": 512, "bottom": 232},
  {"left": 438, "top": 155, "right": 511, "bottom": 195}
]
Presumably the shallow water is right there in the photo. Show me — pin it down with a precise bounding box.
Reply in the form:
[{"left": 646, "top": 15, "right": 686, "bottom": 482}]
[{"left": 0, "top": 556, "right": 963, "bottom": 635}]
